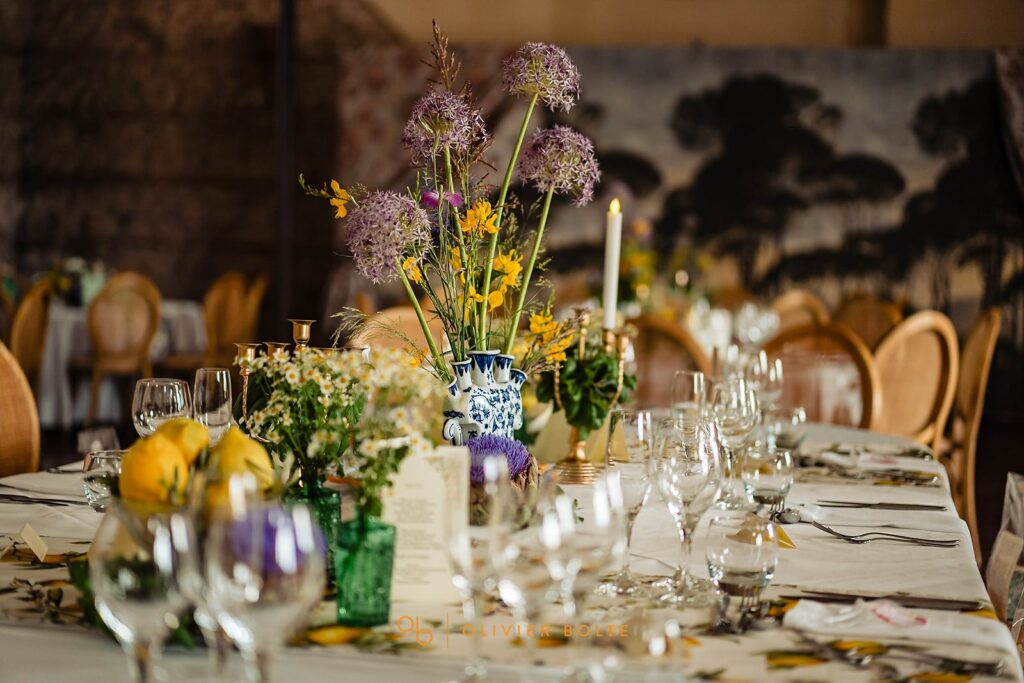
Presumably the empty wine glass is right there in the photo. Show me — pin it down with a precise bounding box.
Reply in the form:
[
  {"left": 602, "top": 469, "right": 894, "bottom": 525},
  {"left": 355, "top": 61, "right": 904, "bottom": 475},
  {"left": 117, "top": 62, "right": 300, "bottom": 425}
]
[
  {"left": 193, "top": 368, "right": 233, "bottom": 445},
  {"left": 132, "top": 379, "right": 191, "bottom": 437},
  {"left": 671, "top": 370, "right": 706, "bottom": 422},
  {"left": 205, "top": 479, "right": 327, "bottom": 683},
  {"left": 710, "top": 377, "right": 759, "bottom": 510},
  {"left": 655, "top": 420, "right": 721, "bottom": 605},
  {"left": 746, "top": 352, "right": 784, "bottom": 413},
  {"left": 82, "top": 450, "right": 123, "bottom": 512},
  {"left": 765, "top": 406, "right": 807, "bottom": 449},
  {"left": 705, "top": 514, "right": 779, "bottom": 621},
  {"left": 601, "top": 409, "right": 653, "bottom": 596},
  {"left": 740, "top": 445, "right": 794, "bottom": 515},
  {"left": 90, "top": 503, "right": 194, "bottom": 682},
  {"left": 447, "top": 454, "right": 517, "bottom": 682}
]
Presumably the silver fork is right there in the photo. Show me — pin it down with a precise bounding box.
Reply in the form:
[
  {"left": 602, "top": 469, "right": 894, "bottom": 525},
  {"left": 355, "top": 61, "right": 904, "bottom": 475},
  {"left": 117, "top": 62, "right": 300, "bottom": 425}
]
[{"left": 809, "top": 520, "right": 959, "bottom": 547}]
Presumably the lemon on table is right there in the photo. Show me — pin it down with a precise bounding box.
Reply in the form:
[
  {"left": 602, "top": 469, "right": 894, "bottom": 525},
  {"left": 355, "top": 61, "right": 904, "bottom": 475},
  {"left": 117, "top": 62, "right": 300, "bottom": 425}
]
[
  {"left": 119, "top": 433, "right": 190, "bottom": 504},
  {"left": 154, "top": 417, "right": 210, "bottom": 464},
  {"left": 210, "top": 427, "right": 275, "bottom": 490}
]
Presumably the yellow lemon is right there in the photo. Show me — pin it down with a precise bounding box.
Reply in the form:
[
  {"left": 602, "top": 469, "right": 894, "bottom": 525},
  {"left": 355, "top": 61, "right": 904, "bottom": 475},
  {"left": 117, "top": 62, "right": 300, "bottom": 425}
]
[
  {"left": 119, "top": 433, "right": 189, "bottom": 504},
  {"left": 154, "top": 417, "right": 209, "bottom": 465},
  {"left": 210, "top": 427, "right": 275, "bottom": 490}
]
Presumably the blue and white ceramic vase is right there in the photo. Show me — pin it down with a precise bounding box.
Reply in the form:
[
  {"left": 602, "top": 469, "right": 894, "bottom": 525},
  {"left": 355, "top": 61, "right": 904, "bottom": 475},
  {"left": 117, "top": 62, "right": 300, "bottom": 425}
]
[{"left": 442, "top": 350, "right": 527, "bottom": 446}]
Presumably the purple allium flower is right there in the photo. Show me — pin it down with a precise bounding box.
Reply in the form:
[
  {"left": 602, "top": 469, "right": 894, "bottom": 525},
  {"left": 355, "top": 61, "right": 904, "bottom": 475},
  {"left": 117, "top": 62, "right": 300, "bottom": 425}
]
[
  {"left": 421, "top": 189, "right": 464, "bottom": 209},
  {"left": 502, "top": 43, "right": 580, "bottom": 112},
  {"left": 345, "top": 191, "right": 431, "bottom": 283},
  {"left": 518, "top": 125, "right": 601, "bottom": 206},
  {"left": 468, "top": 435, "right": 531, "bottom": 484},
  {"left": 401, "top": 89, "right": 487, "bottom": 163}
]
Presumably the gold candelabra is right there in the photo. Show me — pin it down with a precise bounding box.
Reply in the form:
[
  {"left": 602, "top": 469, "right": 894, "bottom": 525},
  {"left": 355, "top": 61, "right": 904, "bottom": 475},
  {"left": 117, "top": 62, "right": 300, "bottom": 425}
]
[
  {"left": 235, "top": 320, "right": 318, "bottom": 433},
  {"left": 551, "top": 325, "right": 628, "bottom": 485}
]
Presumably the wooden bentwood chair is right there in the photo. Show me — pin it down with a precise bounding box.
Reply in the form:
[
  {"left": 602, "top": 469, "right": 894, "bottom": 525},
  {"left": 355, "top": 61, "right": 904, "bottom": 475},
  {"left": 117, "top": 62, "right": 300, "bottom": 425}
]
[
  {"left": 771, "top": 289, "right": 830, "bottom": 334},
  {"left": 873, "top": 310, "right": 959, "bottom": 454},
  {"left": 833, "top": 294, "right": 903, "bottom": 351},
  {"left": 9, "top": 279, "right": 52, "bottom": 393},
  {"left": 0, "top": 340, "right": 40, "bottom": 477},
  {"left": 763, "top": 321, "right": 881, "bottom": 430},
  {"left": 943, "top": 308, "right": 1001, "bottom": 562},
  {"left": 627, "top": 315, "right": 713, "bottom": 408}
]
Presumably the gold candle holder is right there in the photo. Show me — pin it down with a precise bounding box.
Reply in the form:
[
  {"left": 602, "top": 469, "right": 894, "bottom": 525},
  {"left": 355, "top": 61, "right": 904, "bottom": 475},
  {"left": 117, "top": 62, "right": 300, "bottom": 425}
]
[
  {"left": 264, "top": 341, "right": 290, "bottom": 358},
  {"left": 553, "top": 427, "right": 597, "bottom": 485},
  {"left": 234, "top": 343, "right": 261, "bottom": 422},
  {"left": 603, "top": 328, "right": 617, "bottom": 353},
  {"left": 289, "top": 319, "right": 315, "bottom": 350}
]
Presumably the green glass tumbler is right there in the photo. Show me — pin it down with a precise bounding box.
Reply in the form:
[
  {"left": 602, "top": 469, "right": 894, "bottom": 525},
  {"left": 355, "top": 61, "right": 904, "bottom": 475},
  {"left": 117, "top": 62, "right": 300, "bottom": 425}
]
[{"left": 334, "top": 512, "right": 396, "bottom": 627}]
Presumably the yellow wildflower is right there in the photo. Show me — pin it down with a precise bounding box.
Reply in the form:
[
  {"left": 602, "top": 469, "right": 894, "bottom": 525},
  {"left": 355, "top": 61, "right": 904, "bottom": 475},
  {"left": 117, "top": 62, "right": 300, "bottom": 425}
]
[
  {"left": 402, "top": 256, "right": 423, "bottom": 284},
  {"left": 467, "top": 284, "right": 485, "bottom": 304},
  {"left": 487, "top": 287, "right": 505, "bottom": 312},
  {"left": 328, "top": 180, "right": 351, "bottom": 219},
  {"left": 529, "top": 312, "right": 558, "bottom": 337},
  {"left": 545, "top": 335, "right": 573, "bottom": 363},
  {"left": 492, "top": 249, "right": 524, "bottom": 289},
  {"left": 408, "top": 349, "right": 427, "bottom": 367},
  {"left": 459, "top": 201, "right": 498, "bottom": 236}
]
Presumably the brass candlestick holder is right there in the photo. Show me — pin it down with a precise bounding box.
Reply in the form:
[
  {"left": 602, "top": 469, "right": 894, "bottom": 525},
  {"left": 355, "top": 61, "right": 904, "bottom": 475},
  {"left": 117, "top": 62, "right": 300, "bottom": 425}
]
[
  {"left": 235, "top": 343, "right": 261, "bottom": 424},
  {"left": 289, "top": 319, "right": 315, "bottom": 350},
  {"left": 551, "top": 326, "right": 628, "bottom": 485}
]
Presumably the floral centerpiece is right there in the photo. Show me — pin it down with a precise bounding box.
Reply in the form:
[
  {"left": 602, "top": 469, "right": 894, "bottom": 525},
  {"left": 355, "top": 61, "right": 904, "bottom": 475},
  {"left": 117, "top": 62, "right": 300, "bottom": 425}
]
[{"left": 303, "top": 25, "right": 599, "bottom": 447}]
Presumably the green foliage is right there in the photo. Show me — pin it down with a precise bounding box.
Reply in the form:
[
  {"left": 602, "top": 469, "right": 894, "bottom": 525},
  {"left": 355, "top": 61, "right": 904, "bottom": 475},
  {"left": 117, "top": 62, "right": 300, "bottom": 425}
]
[{"left": 536, "top": 341, "right": 636, "bottom": 441}]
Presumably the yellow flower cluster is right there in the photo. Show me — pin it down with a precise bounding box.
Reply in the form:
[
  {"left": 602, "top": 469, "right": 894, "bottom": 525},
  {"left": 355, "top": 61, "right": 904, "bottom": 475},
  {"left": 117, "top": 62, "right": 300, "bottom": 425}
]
[
  {"left": 492, "top": 249, "right": 523, "bottom": 289},
  {"left": 529, "top": 312, "right": 573, "bottom": 363},
  {"left": 458, "top": 200, "right": 498, "bottom": 237},
  {"left": 402, "top": 256, "right": 423, "bottom": 284},
  {"left": 329, "top": 179, "right": 351, "bottom": 219}
]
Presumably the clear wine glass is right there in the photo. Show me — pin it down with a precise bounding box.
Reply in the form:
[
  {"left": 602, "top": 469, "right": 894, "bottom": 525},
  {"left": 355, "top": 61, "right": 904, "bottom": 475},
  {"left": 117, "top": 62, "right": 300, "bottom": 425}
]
[
  {"left": 655, "top": 420, "right": 721, "bottom": 605},
  {"left": 601, "top": 409, "right": 653, "bottom": 596},
  {"left": 89, "top": 503, "right": 193, "bottom": 682},
  {"left": 740, "top": 445, "right": 794, "bottom": 516},
  {"left": 132, "top": 378, "right": 191, "bottom": 437},
  {"left": 82, "top": 450, "right": 123, "bottom": 512},
  {"left": 746, "top": 351, "right": 784, "bottom": 413},
  {"left": 193, "top": 368, "right": 233, "bottom": 445},
  {"left": 710, "top": 376, "right": 759, "bottom": 510},
  {"left": 446, "top": 454, "right": 516, "bottom": 683},
  {"left": 205, "top": 480, "right": 327, "bottom": 683},
  {"left": 766, "top": 406, "right": 807, "bottom": 449},
  {"left": 671, "top": 370, "right": 706, "bottom": 422},
  {"left": 705, "top": 514, "right": 779, "bottom": 622}
]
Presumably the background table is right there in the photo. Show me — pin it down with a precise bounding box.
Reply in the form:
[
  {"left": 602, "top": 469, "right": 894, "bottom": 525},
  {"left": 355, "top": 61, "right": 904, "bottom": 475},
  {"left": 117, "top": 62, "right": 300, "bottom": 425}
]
[
  {"left": 0, "top": 424, "right": 1018, "bottom": 682},
  {"left": 36, "top": 300, "right": 206, "bottom": 429},
  {"left": 779, "top": 348, "right": 863, "bottom": 426}
]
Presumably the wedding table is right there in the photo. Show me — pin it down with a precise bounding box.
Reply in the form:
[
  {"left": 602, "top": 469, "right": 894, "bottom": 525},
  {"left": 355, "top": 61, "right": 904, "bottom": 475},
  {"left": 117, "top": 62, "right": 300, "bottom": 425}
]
[
  {"left": 36, "top": 300, "right": 206, "bottom": 429},
  {"left": 0, "top": 424, "right": 1018, "bottom": 682}
]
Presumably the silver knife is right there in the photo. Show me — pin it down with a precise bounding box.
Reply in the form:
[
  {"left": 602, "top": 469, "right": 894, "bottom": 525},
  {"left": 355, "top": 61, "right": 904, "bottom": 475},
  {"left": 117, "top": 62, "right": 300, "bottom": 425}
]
[{"left": 816, "top": 500, "right": 946, "bottom": 511}]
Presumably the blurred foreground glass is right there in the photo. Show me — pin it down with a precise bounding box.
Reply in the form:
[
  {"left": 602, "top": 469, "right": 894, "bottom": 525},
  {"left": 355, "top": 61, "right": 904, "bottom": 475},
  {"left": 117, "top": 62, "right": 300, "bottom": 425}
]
[
  {"left": 601, "top": 409, "right": 653, "bottom": 596},
  {"left": 82, "top": 450, "right": 123, "bottom": 512},
  {"left": 89, "top": 504, "right": 193, "bottom": 682},
  {"left": 655, "top": 420, "right": 720, "bottom": 605},
  {"left": 740, "top": 445, "right": 794, "bottom": 515},
  {"left": 205, "top": 478, "right": 327, "bottom": 683},
  {"left": 705, "top": 515, "right": 779, "bottom": 616},
  {"left": 193, "top": 368, "right": 233, "bottom": 445},
  {"left": 671, "top": 370, "right": 706, "bottom": 422},
  {"left": 132, "top": 379, "right": 191, "bottom": 437},
  {"left": 710, "top": 377, "right": 759, "bottom": 510},
  {"left": 766, "top": 407, "right": 807, "bottom": 449},
  {"left": 446, "top": 454, "right": 516, "bottom": 683}
]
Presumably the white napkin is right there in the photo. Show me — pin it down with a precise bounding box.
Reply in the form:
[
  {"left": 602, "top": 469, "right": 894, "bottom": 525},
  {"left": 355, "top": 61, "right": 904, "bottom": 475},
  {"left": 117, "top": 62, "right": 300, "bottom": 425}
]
[
  {"left": 791, "top": 503, "right": 966, "bottom": 533},
  {"left": 784, "top": 599, "right": 1011, "bottom": 650},
  {"left": 818, "top": 450, "right": 900, "bottom": 469}
]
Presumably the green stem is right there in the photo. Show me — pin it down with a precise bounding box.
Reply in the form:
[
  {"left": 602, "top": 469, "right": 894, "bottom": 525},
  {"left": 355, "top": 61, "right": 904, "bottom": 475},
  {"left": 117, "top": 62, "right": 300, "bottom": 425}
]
[
  {"left": 503, "top": 187, "right": 554, "bottom": 356},
  {"left": 479, "top": 93, "right": 539, "bottom": 347},
  {"left": 396, "top": 260, "right": 450, "bottom": 383}
]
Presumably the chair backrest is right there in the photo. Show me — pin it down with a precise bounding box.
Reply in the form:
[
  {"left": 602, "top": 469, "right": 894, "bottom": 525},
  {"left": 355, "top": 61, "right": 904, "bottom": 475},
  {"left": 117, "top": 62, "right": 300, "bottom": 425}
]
[
  {"left": 242, "top": 274, "right": 269, "bottom": 342},
  {"left": 771, "top": 289, "right": 830, "bottom": 333},
  {"left": 0, "top": 287, "right": 14, "bottom": 343},
  {"left": 202, "top": 272, "right": 248, "bottom": 354},
  {"left": 627, "top": 315, "right": 713, "bottom": 408},
  {"left": 833, "top": 294, "right": 903, "bottom": 350},
  {"left": 711, "top": 286, "right": 756, "bottom": 312},
  {"left": 9, "top": 279, "right": 51, "bottom": 389},
  {"left": 873, "top": 310, "right": 959, "bottom": 452},
  {"left": 948, "top": 308, "right": 1001, "bottom": 561},
  {"left": 87, "top": 272, "right": 162, "bottom": 372},
  {"left": 350, "top": 305, "right": 446, "bottom": 353},
  {"left": 763, "top": 321, "right": 880, "bottom": 430},
  {"left": 0, "top": 340, "right": 40, "bottom": 477}
]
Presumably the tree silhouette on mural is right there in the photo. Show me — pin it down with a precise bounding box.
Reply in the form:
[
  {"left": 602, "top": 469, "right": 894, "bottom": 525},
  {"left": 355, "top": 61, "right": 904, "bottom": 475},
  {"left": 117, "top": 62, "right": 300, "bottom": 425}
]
[{"left": 660, "top": 74, "right": 905, "bottom": 290}]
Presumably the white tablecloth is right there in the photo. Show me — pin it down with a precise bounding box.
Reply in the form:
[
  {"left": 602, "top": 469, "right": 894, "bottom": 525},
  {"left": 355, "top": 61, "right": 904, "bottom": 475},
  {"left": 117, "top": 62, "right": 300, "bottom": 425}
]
[
  {"left": 36, "top": 300, "right": 206, "bottom": 429},
  {"left": 0, "top": 424, "right": 1018, "bottom": 682}
]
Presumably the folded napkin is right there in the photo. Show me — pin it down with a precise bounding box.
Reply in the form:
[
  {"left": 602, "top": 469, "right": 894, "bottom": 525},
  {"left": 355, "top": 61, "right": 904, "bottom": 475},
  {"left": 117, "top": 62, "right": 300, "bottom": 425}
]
[
  {"left": 818, "top": 450, "right": 900, "bottom": 470},
  {"left": 784, "top": 599, "right": 1011, "bottom": 650}
]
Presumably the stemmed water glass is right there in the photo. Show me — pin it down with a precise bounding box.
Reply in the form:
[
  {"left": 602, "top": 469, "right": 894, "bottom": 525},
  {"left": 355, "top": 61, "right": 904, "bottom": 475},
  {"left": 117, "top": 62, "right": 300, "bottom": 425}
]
[
  {"left": 193, "top": 368, "right": 233, "bottom": 445},
  {"left": 446, "top": 455, "right": 517, "bottom": 682},
  {"left": 740, "top": 445, "right": 795, "bottom": 516},
  {"left": 671, "top": 370, "right": 706, "bottom": 422},
  {"left": 746, "top": 351, "right": 784, "bottom": 413},
  {"left": 654, "top": 419, "right": 721, "bottom": 605},
  {"left": 710, "top": 376, "right": 759, "bottom": 510},
  {"left": 89, "top": 503, "right": 194, "bottom": 682},
  {"left": 205, "top": 478, "right": 327, "bottom": 683},
  {"left": 705, "top": 515, "right": 780, "bottom": 624},
  {"left": 132, "top": 378, "right": 191, "bottom": 437},
  {"left": 601, "top": 409, "right": 653, "bottom": 596}
]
